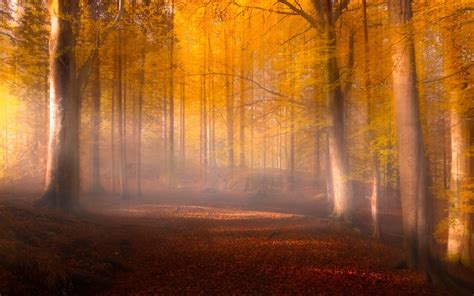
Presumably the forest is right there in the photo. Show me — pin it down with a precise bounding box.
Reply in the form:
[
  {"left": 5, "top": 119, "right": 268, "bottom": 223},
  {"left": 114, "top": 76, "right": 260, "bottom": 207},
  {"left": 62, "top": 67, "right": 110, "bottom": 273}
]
[{"left": 0, "top": 0, "right": 473, "bottom": 294}]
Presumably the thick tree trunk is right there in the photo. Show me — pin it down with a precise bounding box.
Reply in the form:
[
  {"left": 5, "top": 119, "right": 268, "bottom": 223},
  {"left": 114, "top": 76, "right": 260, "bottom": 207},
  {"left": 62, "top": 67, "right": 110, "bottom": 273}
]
[
  {"left": 388, "top": 0, "right": 430, "bottom": 271},
  {"left": 324, "top": 28, "right": 353, "bottom": 221},
  {"left": 39, "top": 0, "right": 80, "bottom": 211},
  {"left": 443, "top": 21, "right": 472, "bottom": 265}
]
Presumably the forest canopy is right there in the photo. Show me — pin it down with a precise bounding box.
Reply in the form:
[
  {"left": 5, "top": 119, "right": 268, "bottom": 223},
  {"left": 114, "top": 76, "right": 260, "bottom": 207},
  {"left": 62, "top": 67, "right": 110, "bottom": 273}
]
[{"left": 0, "top": 0, "right": 473, "bottom": 280}]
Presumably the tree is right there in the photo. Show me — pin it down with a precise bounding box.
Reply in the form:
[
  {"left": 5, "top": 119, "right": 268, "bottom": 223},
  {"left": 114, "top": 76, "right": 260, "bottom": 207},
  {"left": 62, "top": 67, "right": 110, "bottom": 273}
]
[
  {"left": 361, "top": 0, "right": 381, "bottom": 238},
  {"left": 89, "top": 0, "right": 103, "bottom": 194},
  {"left": 277, "top": 0, "right": 353, "bottom": 221},
  {"left": 387, "top": 0, "right": 430, "bottom": 271},
  {"left": 38, "top": 0, "right": 80, "bottom": 211},
  {"left": 443, "top": 3, "right": 472, "bottom": 266}
]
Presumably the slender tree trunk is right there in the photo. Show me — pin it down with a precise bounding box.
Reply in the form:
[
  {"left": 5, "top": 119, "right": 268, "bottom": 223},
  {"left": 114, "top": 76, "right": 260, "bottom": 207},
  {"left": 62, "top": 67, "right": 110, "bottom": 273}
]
[
  {"left": 89, "top": 0, "right": 102, "bottom": 194},
  {"left": 136, "top": 49, "right": 145, "bottom": 196},
  {"left": 225, "top": 34, "right": 234, "bottom": 168},
  {"left": 200, "top": 73, "right": 208, "bottom": 168},
  {"left": 169, "top": 0, "right": 175, "bottom": 171},
  {"left": 239, "top": 61, "right": 246, "bottom": 168},
  {"left": 39, "top": 0, "right": 80, "bottom": 211},
  {"left": 117, "top": 29, "right": 128, "bottom": 200},
  {"left": 162, "top": 83, "right": 168, "bottom": 171},
  {"left": 388, "top": 0, "right": 430, "bottom": 271},
  {"left": 239, "top": 22, "right": 246, "bottom": 168},
  {"left": 290, "top": 86, "right": 295, "bottom": 185},
  {"left": 250, "top": 55, "right": 254, "bottom": 169},
  {"left": 362, "top": 0, "right": 381, "bottom": 238},
  {"left": 111, "top": 48, "right": 117, "bottom": 195},
  {"left": 180, "top": 81, "right": 185, "bottom": 169}
]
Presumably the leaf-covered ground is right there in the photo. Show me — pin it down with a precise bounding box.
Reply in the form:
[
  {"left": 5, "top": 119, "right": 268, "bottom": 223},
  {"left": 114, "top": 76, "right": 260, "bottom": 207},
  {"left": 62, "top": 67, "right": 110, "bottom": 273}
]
[{"left": 0, "top": 194, "right": 443, "bottom": 295}]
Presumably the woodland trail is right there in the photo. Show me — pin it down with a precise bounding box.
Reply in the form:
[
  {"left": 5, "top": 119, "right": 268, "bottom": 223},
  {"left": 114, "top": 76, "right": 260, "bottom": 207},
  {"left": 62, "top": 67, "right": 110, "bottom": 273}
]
[{"left": 0, "top": 192, "right": 440, "bottom": 295}]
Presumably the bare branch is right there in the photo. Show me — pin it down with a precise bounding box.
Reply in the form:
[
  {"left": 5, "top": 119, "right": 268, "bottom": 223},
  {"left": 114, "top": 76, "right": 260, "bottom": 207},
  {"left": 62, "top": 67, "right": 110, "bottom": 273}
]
[
  {"left": 277, "top": 0, "right": 320, "bottom": 29},
  {"left": 279, "top": 25, "right": 312, "bottom": 45},
  {"left": 232, "top": 0, "right": 298, "bottom": 16},
  {"left": 77, "top": 0, "right": 125, "bottom": 95}
]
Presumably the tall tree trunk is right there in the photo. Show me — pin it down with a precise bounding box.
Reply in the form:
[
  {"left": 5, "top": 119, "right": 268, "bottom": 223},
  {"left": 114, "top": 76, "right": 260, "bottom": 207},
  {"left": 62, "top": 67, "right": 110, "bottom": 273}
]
[
  {"left": 168, "top": 0, "right": 175, "bottom": 171},
  {"left": 39, "top": 0, "right": 80, "bottom": 211},
  {"left": 162, "top": 83, "right": 168, "bottom": 171},
  {"left": 225, "top": 33, "right": 234, "bottom": 168},
  {"left": 239, "top": 21, "right": 246, "bottom": 168},
  {"left": 250, "top": 55, "right": 254, "bottom": 169},
  {"left": 289, "top": 70, "right": 296, "bottom": 185},
  {"left": 323, "top": 27, "right": 353, "bottom": 221},
  {"left": 111, "top": 48, "right": 117, "bottom": 195},
  {"left": 388, "top": 0, "right": 430, "bottom": 271},
  {"left": 180, "top": 81, "right": 185, "bottom": 169},
  {"left": 443, "top": 16, "right": 472, "bottom": 265},
  {"left": 239, "top": 59, "right": 246, "bottom": 168},
  {"left": 136, "top": 49, "right": 145, "bottom": 197},
  {"left": 117, "top": 29, "right": 128, "bottom": 200},
  {"left": 89, "top": 0, "right": 102, "bottom": 194},
  {"left": 362, "top": 0, "right": 381, "bottom": 238}
]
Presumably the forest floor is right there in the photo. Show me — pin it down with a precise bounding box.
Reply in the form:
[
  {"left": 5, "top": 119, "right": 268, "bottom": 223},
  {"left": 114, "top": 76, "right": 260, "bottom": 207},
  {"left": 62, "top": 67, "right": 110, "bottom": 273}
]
[{"left": 0, "top": 190, "right": 451, "bottom": 295}]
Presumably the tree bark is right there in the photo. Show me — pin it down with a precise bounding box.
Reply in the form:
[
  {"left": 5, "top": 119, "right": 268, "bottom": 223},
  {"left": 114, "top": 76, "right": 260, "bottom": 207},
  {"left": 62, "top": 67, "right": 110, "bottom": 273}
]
[
  {"left": 89, "top": 0, "right": 102, "bottom": 194},
  {"left": 136, "top": 48, "right": 145, "bottom": 197},
  {"left": 117, "top": 28, "right": 128, "bottom": 200},
  {"left": 168, "top": 0, "right": 175, "bottom": 171},
  {"left": 362, "top": 0, "right": 381, "bottom": 238},
  {"left": 324, "top": 27, "right": 353, "bottom": 221},
  {"left": 443, "top": 17, "right": 472, "bottom": 266},
  {"left": 225, "top": 31, "right": 234, "bottom": 168},
  {"left": 388, "top": 0, "right": 430, "bottom": 271},
  {"left": 38, "top": 0, "right": 80, "bottom": 211},
  {"left": 180, "top": 81, "right": 185, "bottom": 169},
  {"left": 239, "top": 54, "right": 246, "bottom": 168}
]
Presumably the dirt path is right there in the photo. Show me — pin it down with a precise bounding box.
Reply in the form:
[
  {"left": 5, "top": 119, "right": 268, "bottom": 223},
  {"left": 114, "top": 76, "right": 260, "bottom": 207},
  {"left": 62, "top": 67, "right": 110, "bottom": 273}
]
[{"left": 0, "top": 195, "right": 439, "bottom": 295}]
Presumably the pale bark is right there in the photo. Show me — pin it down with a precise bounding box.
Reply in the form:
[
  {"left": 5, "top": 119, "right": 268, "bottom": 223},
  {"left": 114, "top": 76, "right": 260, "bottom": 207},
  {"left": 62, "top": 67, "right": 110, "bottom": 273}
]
[
  {"left": 362, "top": 0, "right": 381, "bottom": 238},
  {"left": 111, "top": 49, "right": 117, "bottom": 194},
  {"left": 39, "top": 0, "right": 80, "bottom": 211},
  {"left": 117, "top": 29, "right": 128, "bottom": 200},
  {"left": 169, "top": 0, "right": 175, "bottom": 171},
  {"left": 324, "top": 29, "right": 353, "bottom": 221},
  {"left": 443, "top": 21, "right": 472, "bottom": 265},
  {"left": 136, "top": 49, "right": 145, "bottom": 196},
  {"left": 225, "top": 32, "right": 235, "bottom": 168},
  {"left": 180, "top": 81, "right": 185, "bottom": 169},
  {"left": 388, "top": 0, "right": 430, "bottom": 271},
  {"left": 89, "top": 0, "right": 102, "bottom": 193},
  {"left": 239, "top": 54, "right": 246, "bottom": 168}
]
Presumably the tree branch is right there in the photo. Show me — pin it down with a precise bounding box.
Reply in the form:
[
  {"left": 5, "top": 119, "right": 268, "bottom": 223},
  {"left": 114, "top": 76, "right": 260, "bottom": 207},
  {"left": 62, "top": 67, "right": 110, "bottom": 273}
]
[
  {"left": 232, "top": 0, "right": 299, "bottom": 16},
  {"left": 77, "top": 0, "right": 125, "bottom": 96},
  {"left": 277, "top": 0, "right": 320, "bottom": 29}
]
